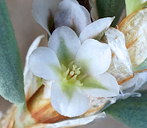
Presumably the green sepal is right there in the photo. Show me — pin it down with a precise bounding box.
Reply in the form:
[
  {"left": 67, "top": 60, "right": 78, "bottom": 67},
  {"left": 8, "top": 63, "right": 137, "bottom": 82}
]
[
  {"left": 106, "top": 90, "right": 147, "bottom": 128},
  {"left": 96, "top": 0, "right": 125, "bottom": 26},
  {"left": 0, "top": 0, "right": 25, "bottom": 103}
]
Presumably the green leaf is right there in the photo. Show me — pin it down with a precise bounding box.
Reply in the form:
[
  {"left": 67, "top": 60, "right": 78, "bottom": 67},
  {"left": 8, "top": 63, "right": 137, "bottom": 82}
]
[
  {"left": 125, "top": 0, "right": 147, "bottom": 15},
  {"left": 106, "top": 90, "right": 147, "bottom": 128},
  {"left": 0, "top": 0, "right": 25, "bottom": 103},
  {"left": 96, "top": 0, "right": 125, "bottom": 26}
]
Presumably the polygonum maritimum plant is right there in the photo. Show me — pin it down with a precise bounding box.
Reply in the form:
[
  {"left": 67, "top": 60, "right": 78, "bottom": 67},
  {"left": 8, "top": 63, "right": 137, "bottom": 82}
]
[{"left": 0, "top": 0, "right": 147, "bottom": 128}]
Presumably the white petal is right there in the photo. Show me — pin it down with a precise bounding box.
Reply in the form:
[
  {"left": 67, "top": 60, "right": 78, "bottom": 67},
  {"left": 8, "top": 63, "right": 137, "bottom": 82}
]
[
  {"left": 79, "top": 17, "right": 114, "bottom": 42},
  {"left": 54, "top": 0, "right": 91, "bottom": 35},
  {"left": 32, "top": 0, "right": 61, "bottom": 34},
  {"left": 105, "top": 28, "right": 132, "bottom": 70},
  {"left": 83, "top": 73, "right": 120, "bottom": 97},
  {"left": 29, "top": 47, "right": 61, "bottom": 81},
  {"left": 76, "top": 39, "right": 111, "bottom": 75},
  {"left": 24, "top": 35, "right": 44, "bottom": 72},
  {"left": 24, "top": 35, "right": 44, "bottom": 98},
  {"left": 51, "top": 82, "right": 90, "bottom": 117},
  {"left": 49, "top": 26, "right": 81, "bottom": 66}
]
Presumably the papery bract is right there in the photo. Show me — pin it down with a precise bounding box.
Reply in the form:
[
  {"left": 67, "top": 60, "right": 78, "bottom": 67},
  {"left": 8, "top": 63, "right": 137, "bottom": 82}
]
[
  {"left": 119, "top": 8, "right": 147, "bottom": 69},
  {"left": 105, "top": 28, "right": 133, "bottom": 84},
  {"left": 24, "top": 35, "right": 44, "bottom": 99}
]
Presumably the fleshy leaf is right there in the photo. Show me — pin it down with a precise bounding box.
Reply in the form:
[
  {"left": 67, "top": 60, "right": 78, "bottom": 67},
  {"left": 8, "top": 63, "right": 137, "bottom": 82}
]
[
  {"left": 106, "top": 90, "right": 147, "bottom": 128},
  {"left": 125, "top": 0, "right": 147, "bottom": 15},
  {"left": 0, "top": 0, "right": 25, "bottom": 103},
  {"left": 95, "top": 0, "right": 125, "bottom": 26}
]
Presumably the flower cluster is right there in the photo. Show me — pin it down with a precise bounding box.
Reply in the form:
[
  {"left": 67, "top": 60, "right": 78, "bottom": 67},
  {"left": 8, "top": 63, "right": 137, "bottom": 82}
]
[{"left": 24, "top": 0, "right": 147, "bottom": 121}]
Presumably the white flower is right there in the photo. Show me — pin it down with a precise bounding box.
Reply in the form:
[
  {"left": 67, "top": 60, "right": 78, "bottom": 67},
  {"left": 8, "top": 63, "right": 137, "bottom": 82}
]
[
  {"left": 29, "top": 26, "right": 120, "bottom": 117},
  {"left": 32, "top": 0, "right": 114, "bottom": 38}
]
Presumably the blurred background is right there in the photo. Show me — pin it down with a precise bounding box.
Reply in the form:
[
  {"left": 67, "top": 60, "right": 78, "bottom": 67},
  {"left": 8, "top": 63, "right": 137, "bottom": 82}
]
[{"left": 0, "top": 0, "right": 129, "bottom": 127}]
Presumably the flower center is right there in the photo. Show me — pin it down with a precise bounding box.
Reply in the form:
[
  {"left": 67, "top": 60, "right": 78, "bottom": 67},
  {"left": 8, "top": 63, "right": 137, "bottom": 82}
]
[
  {"left": 60, "top": 64, "right": 83, "bottom": 98},
  {"left": 68, "top": 64, "right": 81, "bottom": 78},
  {"left": 60, "top": 63, "right": 83, "bottom": 88}
]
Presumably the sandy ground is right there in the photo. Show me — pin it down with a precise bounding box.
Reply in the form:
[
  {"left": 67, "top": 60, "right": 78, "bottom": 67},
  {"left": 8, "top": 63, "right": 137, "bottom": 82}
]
[{"left": 0, "top": 0, "right": 129, "bottom": 128}]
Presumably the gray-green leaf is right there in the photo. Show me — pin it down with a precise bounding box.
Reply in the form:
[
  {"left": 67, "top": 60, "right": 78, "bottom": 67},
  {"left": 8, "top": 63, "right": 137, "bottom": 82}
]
[
  {"left": 0, "top": 0, "right": 25, "bottom": 104},
  {"left": 96, "top": 0, "right": 125, "bottom": 26},
  {"left": 106, "top": 90, "right": 147, "bottom": 128}
]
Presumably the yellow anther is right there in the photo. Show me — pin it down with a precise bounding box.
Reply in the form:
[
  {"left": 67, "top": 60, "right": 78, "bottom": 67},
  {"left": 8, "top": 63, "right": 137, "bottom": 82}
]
[
  {"left": 65, "top": 68, "right": 70, "bottom": 76},
  {"left": 69, "top": 71, "right": 74, "bottom": 76},
  {"left": 71, "top": 75, "right": 78, "bottom": 80},
  {"left": 72, "top": 65, "right": 77, "bottom": 71},
  {"left": 75, "top": 67, "right": 81, "bottom": 75},
  {"left": 75, "top": 70, "right": 80, "bottom": 75}
]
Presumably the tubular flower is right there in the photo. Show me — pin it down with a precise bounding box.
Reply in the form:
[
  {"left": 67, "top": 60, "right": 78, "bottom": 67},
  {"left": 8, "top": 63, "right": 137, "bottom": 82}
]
[{"left": 29, "top": 26, "right": 120, "bottom": 117}]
